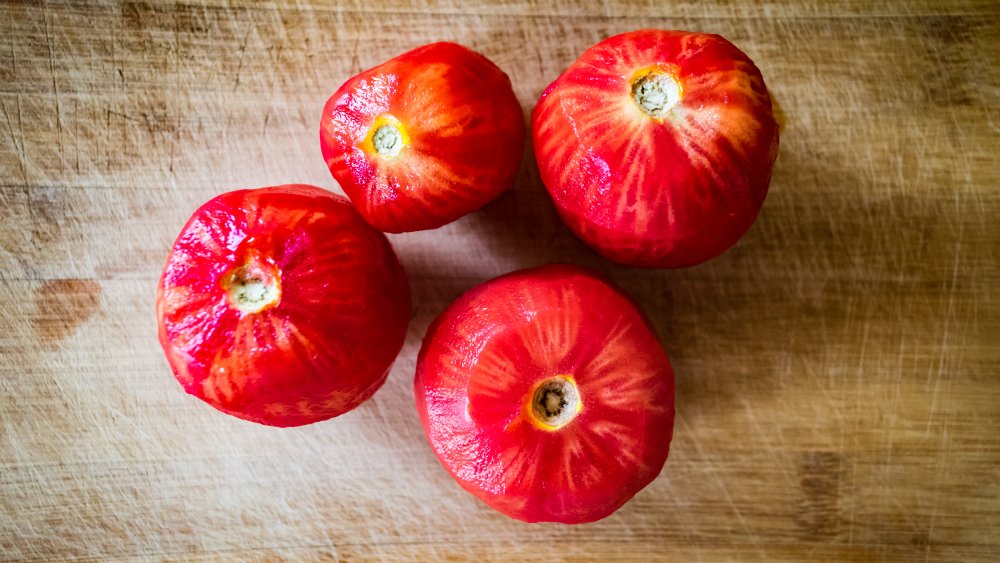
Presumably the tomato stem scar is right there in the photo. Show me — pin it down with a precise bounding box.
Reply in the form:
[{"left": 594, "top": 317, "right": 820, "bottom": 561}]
[
  {"left": 528, "top": 376, "right": 582, "bottom": 430},
  {"left": 223, "top": 262, "right": 281, "bottom": 314},
  {"left": 373, "top": 123, "right": 403, "bottom": 157},
  {"left": 365, "top": 114, "right": 408, "bottom": 158},
  {"left": 631, "top": 70, "right": 682, "bottom": 118}
]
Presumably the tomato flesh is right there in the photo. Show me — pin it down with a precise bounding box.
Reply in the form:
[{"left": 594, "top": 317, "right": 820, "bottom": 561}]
[
  {"left": 321, "top": 42, "right": 525, "bottom": 233},
  {"left": 157, "top": 185, "right": 410, "bottom": 427},
  {"left": 532, "top": 30, "right": 780, "bottom": 267},
  {"left": 415, "top": 265, "right": 674, "bottom": 523}
]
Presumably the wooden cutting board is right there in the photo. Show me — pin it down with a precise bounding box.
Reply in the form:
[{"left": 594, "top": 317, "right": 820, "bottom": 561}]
[{"left": 2, "top": 1, "right": 998, "bottom": 560}]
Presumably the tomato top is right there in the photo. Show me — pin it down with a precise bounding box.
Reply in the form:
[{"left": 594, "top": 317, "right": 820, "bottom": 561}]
[
  {"left": 321, "top": 42, "right": 526, "bottom": 233},
  {"left": 416, "top": 265, "right": 674, "bottom": 523},
  {"left": 532, "top": 30, "right": 780, "bottom": 267},
  {"left": 157, "top": 185, "right": 410, "bottom": 427}
]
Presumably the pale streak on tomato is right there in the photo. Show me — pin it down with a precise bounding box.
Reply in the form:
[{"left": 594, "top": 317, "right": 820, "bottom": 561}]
[
  {"left": 415, "top": 265, "right": 674, "bottom": 523},
  {"left": 518, "top": 288, "right": 582, "bottom": 371}
]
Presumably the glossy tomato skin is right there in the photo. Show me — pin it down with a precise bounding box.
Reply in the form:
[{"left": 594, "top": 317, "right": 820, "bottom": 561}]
[
  {"left": 532, "top": 30, "right": 780, "bottom": 267},
  {"left": 156, "top": 185, "right": 410, "bottom": 427},
  {"left": 415, "top": 265, "right": 674, "bottom": 523},
  {"left": 321, "top": 42, "right": 525, "bottom": 233}
]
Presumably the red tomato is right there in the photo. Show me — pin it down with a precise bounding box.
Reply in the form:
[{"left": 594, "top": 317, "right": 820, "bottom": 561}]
[
  {"left": 532, "top": 30, "right": 780, "bottom": 267},
  {"left": 415, "top": 265, "right": 674, "bottom": 523},
  {"left": 321, "top": 42, "right": 525, "bottom": 233},
  {"left": 156, "top": 185, "right": 410, "bottom": 427}
]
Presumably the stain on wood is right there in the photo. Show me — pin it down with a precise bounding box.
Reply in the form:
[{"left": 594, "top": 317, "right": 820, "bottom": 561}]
[
  {"left": 796, "top": 451, "right": 843, "bottom": 540},
  {"left": 32, "top": 278, "right": 102, "bottom": 342},
  {"left": 1, "top": 1, "right": 998, "bottom": 561}
]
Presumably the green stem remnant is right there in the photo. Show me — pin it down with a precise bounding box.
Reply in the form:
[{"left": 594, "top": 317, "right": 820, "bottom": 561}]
[{"left": 372, "top": 122, "right": 404, "bottom": 157}]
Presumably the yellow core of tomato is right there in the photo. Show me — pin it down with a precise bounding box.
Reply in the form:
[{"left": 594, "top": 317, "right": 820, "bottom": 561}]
[
  {"left": 362, "top": 114, "right": 409, "bottom": 158},
  {"left": 630, "top": 65, "right": 683, "bottom": 120},
  {"left": 526, "top": 375, "right": 582, "bottom": 431}
]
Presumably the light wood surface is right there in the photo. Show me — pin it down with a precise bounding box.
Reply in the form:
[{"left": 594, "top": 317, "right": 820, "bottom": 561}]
[{"left": 2, "top": 1, "right": 999, "bottom": 561}]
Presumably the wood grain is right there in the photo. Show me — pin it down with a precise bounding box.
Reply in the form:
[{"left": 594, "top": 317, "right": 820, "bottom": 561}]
[{"left": 2, "top": 1, "right": 998, "bottom": 561}]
